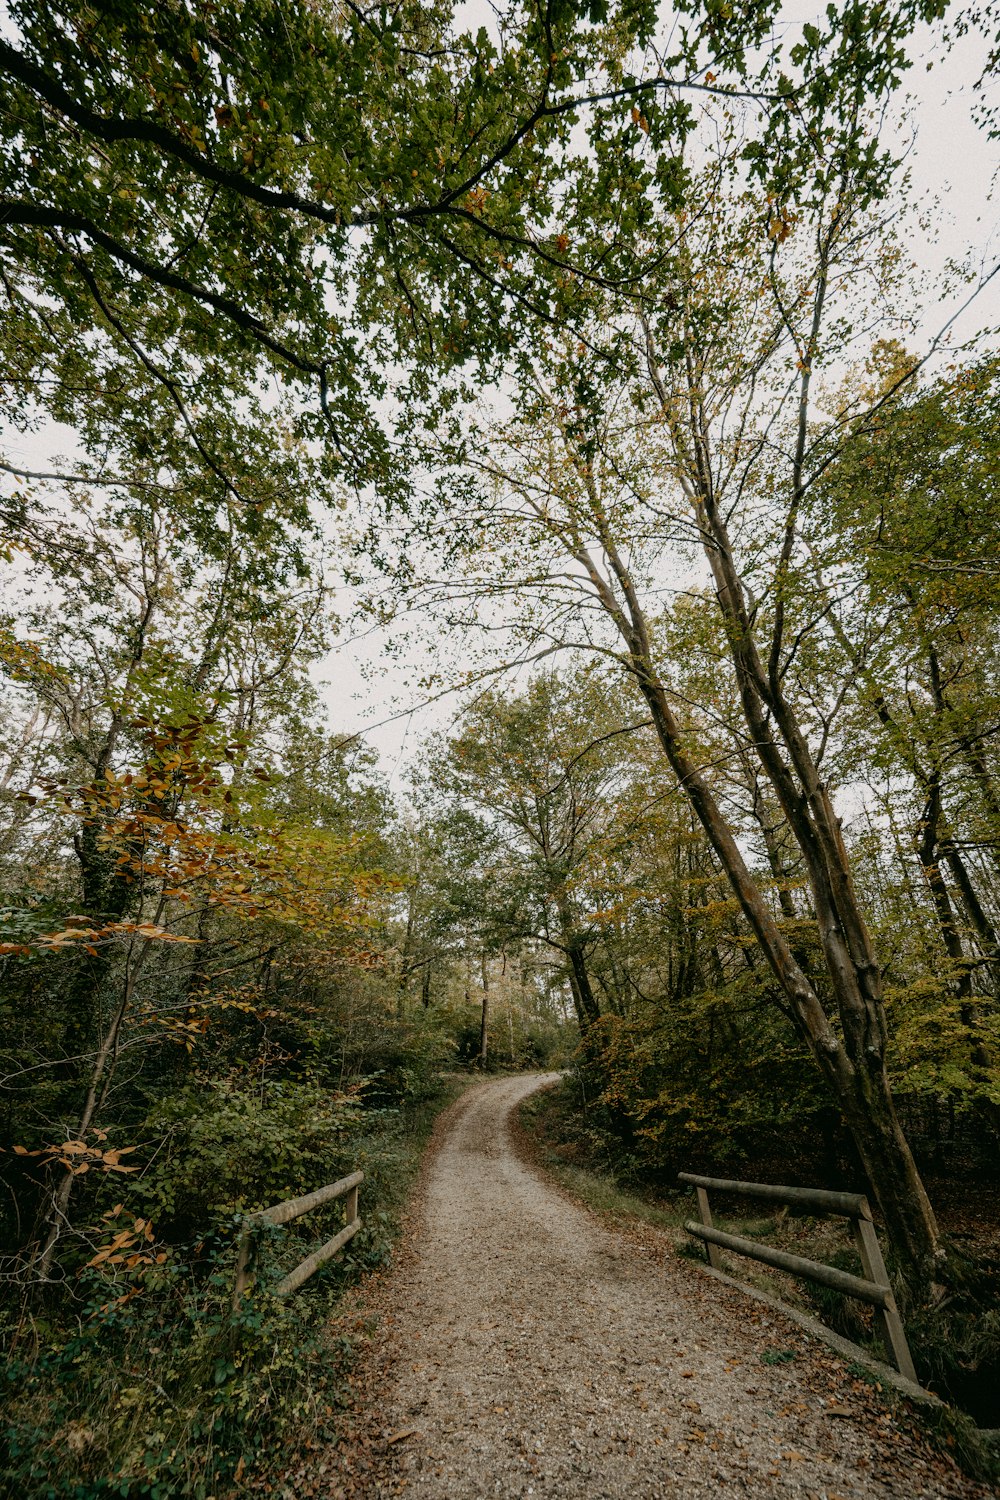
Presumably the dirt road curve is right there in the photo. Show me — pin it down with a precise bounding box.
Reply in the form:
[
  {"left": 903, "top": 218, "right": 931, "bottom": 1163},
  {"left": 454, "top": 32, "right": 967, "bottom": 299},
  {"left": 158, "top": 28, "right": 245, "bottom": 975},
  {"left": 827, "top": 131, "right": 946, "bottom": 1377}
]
[{"left": 364, "top": 1074, "right": 983, "bottom": 1499}]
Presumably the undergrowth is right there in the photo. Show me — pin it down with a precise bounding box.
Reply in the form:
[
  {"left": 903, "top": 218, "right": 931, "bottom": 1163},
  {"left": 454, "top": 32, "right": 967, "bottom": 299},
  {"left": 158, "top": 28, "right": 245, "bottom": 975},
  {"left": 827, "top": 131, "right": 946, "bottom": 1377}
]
[{"left": 1, "top": 1073, "right": 468, "bottom": 1499}]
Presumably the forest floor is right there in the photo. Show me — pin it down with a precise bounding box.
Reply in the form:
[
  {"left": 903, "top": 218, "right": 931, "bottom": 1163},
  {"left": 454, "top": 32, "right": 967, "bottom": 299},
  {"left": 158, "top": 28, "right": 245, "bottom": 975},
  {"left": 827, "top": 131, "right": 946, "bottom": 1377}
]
[{"left": 288, "top": 1073, "right": 994, "bottom": 1500}]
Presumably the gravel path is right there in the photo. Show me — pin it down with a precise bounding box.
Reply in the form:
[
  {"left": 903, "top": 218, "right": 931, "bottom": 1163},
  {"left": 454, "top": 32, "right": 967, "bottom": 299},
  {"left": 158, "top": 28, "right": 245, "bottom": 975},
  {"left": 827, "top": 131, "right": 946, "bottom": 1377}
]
[{"left": 358, "top": 1073, "right": 986, "bottom": 1499}]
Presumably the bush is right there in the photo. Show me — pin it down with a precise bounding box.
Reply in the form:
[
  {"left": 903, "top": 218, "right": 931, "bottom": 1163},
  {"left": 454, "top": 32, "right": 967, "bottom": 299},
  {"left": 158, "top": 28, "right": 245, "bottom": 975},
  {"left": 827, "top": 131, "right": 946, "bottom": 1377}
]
[
  {"left": 2, "top": 1230, "right": 346, "bottom": 1499},
  {"left": 1, "top": 1063, "right": 466, "bottom": 1498},
  {"left": 139, "top": 1080, "right": 365, "bottom": 1237}
]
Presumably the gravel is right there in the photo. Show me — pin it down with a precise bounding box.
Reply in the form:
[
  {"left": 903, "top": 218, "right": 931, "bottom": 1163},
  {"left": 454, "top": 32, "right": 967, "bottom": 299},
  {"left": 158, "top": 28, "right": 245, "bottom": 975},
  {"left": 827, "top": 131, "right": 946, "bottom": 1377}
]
[{"left": 350, "top": 1073, "right": 990, "bottom": 1499}]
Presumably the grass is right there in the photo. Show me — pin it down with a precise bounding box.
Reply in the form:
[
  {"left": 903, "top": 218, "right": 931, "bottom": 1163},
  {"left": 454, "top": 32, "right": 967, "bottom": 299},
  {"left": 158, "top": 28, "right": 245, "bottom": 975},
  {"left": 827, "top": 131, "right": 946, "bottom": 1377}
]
[{"left": 517, "top": 1085, "right": 690, "bottom": 1234}]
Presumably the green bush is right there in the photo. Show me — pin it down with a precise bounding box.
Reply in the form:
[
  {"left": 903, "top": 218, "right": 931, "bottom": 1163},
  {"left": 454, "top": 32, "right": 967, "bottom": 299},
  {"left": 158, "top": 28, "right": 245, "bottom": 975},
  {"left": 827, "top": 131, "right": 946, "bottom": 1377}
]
[
  {"left": 139, "top": 1081, "right": 365, "bottom": 1236},
  {"left": 1, "top": 1067, "right": 466, "bottom": 1498},
  {"left": 2, "top": 1230, "right": 345, "bottom": 1499}
]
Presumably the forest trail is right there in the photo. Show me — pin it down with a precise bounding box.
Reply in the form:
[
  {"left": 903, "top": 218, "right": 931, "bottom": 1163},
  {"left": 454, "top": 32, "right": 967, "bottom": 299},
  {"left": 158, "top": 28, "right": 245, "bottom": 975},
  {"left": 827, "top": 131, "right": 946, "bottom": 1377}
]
[{"left": 353, "top": 1074, "right": 980, "bottom": 1499}]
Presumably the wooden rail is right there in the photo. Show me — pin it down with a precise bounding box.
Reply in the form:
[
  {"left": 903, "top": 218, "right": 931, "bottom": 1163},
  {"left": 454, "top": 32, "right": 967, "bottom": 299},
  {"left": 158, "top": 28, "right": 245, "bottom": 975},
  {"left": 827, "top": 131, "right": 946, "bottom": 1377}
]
[
  {"left": 678, "top": 1171, "right": 916, "bottom": 1381},
  {"left": 232, "top": 1169, "right": 363, "bottom": 1308}
]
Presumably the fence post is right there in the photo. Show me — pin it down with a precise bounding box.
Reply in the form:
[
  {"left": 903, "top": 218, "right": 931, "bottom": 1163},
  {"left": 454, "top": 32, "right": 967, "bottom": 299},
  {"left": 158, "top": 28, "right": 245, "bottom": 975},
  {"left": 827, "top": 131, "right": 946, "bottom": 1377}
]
[
  {"left": 850, "top": 1200, "right": 917, "bottom": 1383},
  {"left": 232, "top": 1223, "right": 253, "bottom": 1310},
  {"left": 231, "top": 1170, "right": 364, "bottom": 1306},
  {"left": 695, "top": 1185, "right": 723, "bottom": 1270}
]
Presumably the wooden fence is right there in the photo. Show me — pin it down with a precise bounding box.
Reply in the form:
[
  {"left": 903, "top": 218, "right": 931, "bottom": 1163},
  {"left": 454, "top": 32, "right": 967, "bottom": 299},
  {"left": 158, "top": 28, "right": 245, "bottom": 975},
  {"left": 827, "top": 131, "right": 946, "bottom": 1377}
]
[
  {"left": 232, "top": 1169, "right": 363, "bottom": 1309},
  {"left": 678, "top": 1171, "right": 916, "bottom": 1382}
]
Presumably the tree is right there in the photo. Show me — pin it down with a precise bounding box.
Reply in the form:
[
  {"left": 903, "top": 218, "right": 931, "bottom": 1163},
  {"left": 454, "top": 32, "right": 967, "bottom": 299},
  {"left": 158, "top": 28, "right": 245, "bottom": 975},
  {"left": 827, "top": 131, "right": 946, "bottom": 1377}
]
[
  {"left": 806, "top": 354, "right": 1000, "bottom": 1104},
  {"left": 425, "top": 667, "right": 734, "bottom": 1039},
  {"left": 0, "top": 418, "right": 400, "bottom": 1278},
  {"left": 1, "top": 0, "right": 959, "bottom": 501}
]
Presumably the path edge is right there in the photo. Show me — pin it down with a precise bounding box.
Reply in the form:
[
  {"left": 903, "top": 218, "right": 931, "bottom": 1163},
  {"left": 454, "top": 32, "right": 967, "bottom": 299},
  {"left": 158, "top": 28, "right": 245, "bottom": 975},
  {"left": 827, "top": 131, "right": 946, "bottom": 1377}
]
[
  {"left": 692, "top": 1261, "right": 943, "bottom": 1408},
  {"left": 509, "top": 1081, "right": 944, "bottom": 1409}
]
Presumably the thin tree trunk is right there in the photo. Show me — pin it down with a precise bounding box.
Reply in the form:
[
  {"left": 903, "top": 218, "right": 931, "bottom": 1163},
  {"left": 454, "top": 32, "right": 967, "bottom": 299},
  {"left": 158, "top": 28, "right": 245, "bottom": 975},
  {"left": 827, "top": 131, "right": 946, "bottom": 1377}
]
[
  {"left": 479, "top": 951, "right": 490, "bottom": 1068},
  {"left": 33, "top": 930, "right": 158, "bottom": 1281},
  {"left": 916, "top": 778, "right": 972, "bottom": 997},
  {"left": 959, "top": 737, "right": 1000, "bottom": 885},
  {"left": 567, "top": 945, "right": 599, "bottom": 1027},
  {"left": 553, "top": 893, "right": 600, "bottom": 1028},
  {"left": 397, "top": 890, "right": 416, "bottom": 1019}
]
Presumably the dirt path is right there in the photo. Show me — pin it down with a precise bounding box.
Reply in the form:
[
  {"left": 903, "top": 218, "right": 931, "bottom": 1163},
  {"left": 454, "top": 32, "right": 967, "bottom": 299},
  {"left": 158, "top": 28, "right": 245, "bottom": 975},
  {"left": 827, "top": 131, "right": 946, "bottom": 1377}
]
[{"left": 346, "top": 1074, "right": 987, "bottom": 1499}]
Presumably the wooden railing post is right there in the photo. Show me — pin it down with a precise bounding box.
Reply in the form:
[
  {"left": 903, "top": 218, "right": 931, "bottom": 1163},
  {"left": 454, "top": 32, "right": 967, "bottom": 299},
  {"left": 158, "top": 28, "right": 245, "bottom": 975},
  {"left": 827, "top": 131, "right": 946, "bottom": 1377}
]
[
  {"left": 695, "top": 1185, "right": 722, "bottom": 1270},
  {"left": 231, "top": 1169, "right": 364, "bottom": 1307},
  {"left": 677, "top": 1171, "right": 919, "bottom": 1383},
  {"left": 850, "top": 1199, "right": 917, "bottom": 1383},
  {"left": 232, "top": 1224, "right": 253, "bottom": 1310}
]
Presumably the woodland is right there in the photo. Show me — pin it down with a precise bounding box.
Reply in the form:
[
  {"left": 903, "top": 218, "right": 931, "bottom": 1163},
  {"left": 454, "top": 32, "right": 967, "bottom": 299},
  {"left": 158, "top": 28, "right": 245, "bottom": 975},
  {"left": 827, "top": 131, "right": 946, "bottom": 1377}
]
[{"left": 1, "top": 0, "right": 999, "bottom": 1493}]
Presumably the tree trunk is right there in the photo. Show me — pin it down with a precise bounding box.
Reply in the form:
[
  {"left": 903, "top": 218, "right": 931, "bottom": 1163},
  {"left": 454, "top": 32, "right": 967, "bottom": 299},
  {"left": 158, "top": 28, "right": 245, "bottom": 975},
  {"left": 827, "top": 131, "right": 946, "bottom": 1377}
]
[
  {"left": 33, "top": 929, "right": 158, "bottom": 1280},
  {"left": 916, "top": 783, "right": 998, "bottom": 1090},
  {"left": 567, "top": 944, "right": 600, "bottom": 1028},
  {"left": 479, "top": 952, "right": 490, "bottom": 1068},
  {"left": 397, "top": 890, "right": 416, "bottom": 1019},
  {"left": 63, "top": 821, "right": 135, "bottom": 1058},
  {"left": 940, "top": 834, "right": 1000, "bottom": 993},
  {"left": 553, "top": 892, "right": 600, "bottom": 1029},
  {"left": 959, "top": 737, "right": 1000, "bottom": 885},
  {"left": 916, "top": 779, "right": 972, "bottom": 997}
]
